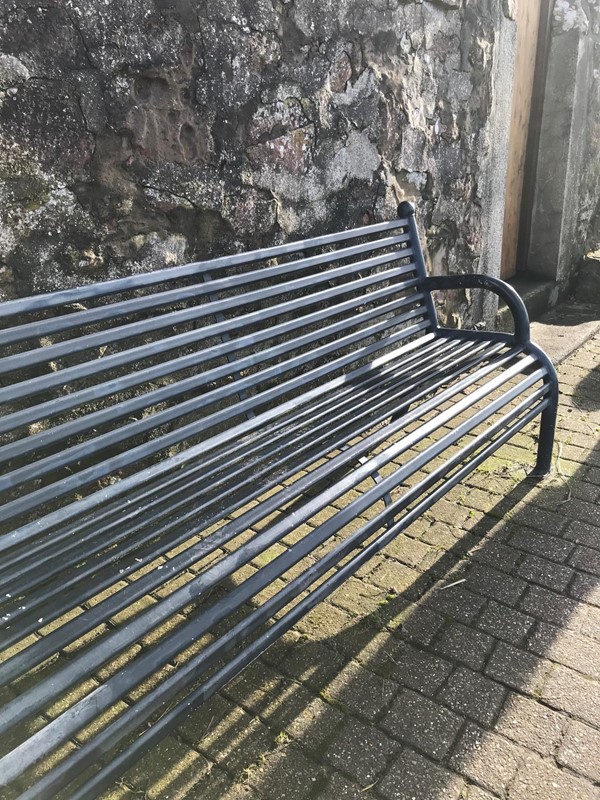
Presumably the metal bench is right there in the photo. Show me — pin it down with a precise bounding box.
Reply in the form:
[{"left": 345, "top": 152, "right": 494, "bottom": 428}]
[{"left": 0, "top": 202, "right": 557, "bottom": 799}]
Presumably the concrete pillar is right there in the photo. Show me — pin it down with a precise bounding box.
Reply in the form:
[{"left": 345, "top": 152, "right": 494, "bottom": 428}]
[{"left": 527, "top": 24, "right": 593, "bottom": 295}]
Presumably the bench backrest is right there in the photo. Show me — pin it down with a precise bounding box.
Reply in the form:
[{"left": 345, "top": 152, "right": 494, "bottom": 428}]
[{"left": 0, "top": 212, "right": 434, "bottom": 543}]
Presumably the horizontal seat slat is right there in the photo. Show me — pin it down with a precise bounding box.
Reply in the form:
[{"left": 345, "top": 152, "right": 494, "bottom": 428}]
[
  {"left": 0, "top": 218, "right": 408, "bottom": 320},
  {"left": 0, "top": 232, "right": 411, "bottom": 345},
  {"left": 0, "top": 267, "right": 419, "bottom": 432},
  {"left": 0, "top": 346, "right": 538, "bottom": 744},
  {"left": 0, "top": 288, "right": 424, "bottom": 467},
  {"left": 0, "top": 339, "right": 496, "bottom": 663},
  {"left": 0, "top": 260, "right": 418, "bottom": 409},
  {"left": 45, "top": 393, "right": 549, "bottom": 800},
  {"left": 0, "top": 368, "right": 548, "bottom": 785}
]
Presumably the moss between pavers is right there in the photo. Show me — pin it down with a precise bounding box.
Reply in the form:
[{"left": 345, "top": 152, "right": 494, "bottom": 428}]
[
  {"left": 1, "top": 631, "right": 41, "bottom": 662},
  {"left": 76, "top": 700, "right": 130, "bottom": 744},
  {"left": 244, "top": 743, "right": 325, "bottom": 800},
  {"left": 123, "top": 735, "right": 212, "bottom": 800},
  {"left": 44, "top": 674, "right": 100, "bottom": 720},
  {"left": 179, "top": 693, "right": 274, "bottom": 776}
]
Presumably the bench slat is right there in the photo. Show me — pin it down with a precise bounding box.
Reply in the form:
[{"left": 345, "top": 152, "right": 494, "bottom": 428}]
[
  {"left": 0, "top": 287, "right": 424, "bottom": 470},
  {"left": 0, "top": 338, "right": 492, "bottom": 659},
  {"left": 0, "top": 346, "right": 538, "bottom": 744},
  {"left": 0, "top": 218, "right": 409, "bottom": 319},
  {"left": 1, "top": 369, "right": 549, "bottom": 793},
  {"left": 0, "top": 246, "right": 416, "bottom": 374}
]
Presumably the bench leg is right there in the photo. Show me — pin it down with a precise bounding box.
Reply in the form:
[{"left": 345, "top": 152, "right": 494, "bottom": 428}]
[
  {"left": 531, "top": 402, "right": 557, "bottom": 477},
  {"left": 525, "top": 342, "right": 559, "bottom": 479},
  {"left": 530, "top": 377, "right": 558, "bottom": 478}
]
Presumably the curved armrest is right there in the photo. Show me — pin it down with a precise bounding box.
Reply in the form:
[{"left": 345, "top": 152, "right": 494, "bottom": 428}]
[{"left": 422, "top": 274, "right": 530, "bottom": 344}]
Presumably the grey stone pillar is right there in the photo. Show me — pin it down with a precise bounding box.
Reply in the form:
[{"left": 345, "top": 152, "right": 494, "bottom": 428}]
[{"left": 527, "top": 22, "right": 593, "bottom": 295}]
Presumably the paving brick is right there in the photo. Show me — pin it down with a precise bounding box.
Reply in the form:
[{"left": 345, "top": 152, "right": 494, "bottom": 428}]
[
  {"left": 324, "top": 717, "right": 397, "bottom": 784},
  {"left": 539, "top": 664, "right": 600, "bottom": 727},
  {"left": 367, "top": 560, "right": 420, "bottom": 596},
  {"left": 509, "top": 507, "right": 569, "bottom": 539},
  {"left": 324, "top": 662, "right": 396, "bottom": 721},
  {"left": 464, "top": 564, "right": 527, "bottom": 606},
  {"left": 123, "top": 736, "right": 211, "bottom": 800},
  {"left": 569, "top": 570, "right": 600, "bottom": 607},
  {"left": 420, "top": 522, "right": 458, "bottom": 550},
  {"left": 435, "top": 621, "right": 495, "bottom": 670},
  {"left": 557, "top": 719, "right": 600, "bottom": 783},
  {"left": 217, "top": 779, "right": 262, "bottom": 800},
  {"left": 378, "top": 749, "right": 464, "bottom": 800},
  {"left": 485, "top": 642, "right": 551, "bottom": 695},
  {"left": 424, "top": 498, "right": 470, "bottom": 528},
  {"left": 380, "top": 688, "right": 463, "bottom": 759},
  {"left": 259, "top": 684, "right": 345, "bottom": 752},
  {"left": 462, "top": 787, "right": 500, "bottom": 800},
  {"left": 520, "top": 585, "right": 581, "bottom": 627},
  {"left": 528, "top": 621, "right": 600, "bottom": 680},
  {"left": 384, "top": 535, "right": 434, "bottom": 569},
  {"left": 399, "top": 603, "right": 447, "bottom": 646},
  {"left": 477, "top": 601, "right": 535, "bottom": 644},
  {"left": 438, "top": 666, "right": 506, "bottom": 726},
  {"left": 569, "top": 544, "right": 600, "bottom": 576},
  {"left": 566, "top": 499, "right": 600, "bottom": 528},
  {"left": 423, "top": 583, "right": 486, "bottom": 624},
  {"left": 466, "top": 539, "right": 522, "bottom": 572},
  {"left": 517, "top": 554, "right": 574, "bottom": 592},
  {"left": 569, "top": 479, "right": 599, "bottom": 503},
  {"left": 246, "top": 746, "right": 323, "bottom": 800},
  {"left": 363, "top": 638, "right": 453, "bottom": 696},
  {"left": 493, "top": 693, "right": 565, "bottom": 756},
  {"left": 580, "top": 604, "right": 600, "bottom": 641},
  {"left": 564, "top": 521, "right": 600, "bottom": 549},
  {"left": 334, "top": 616, "right": 392, "bottom": 658},
  {"left": 224, "top": 662, "right": 287, "bottom": 715},
  {"left": 509, "top": 752, "right": 598, "bottom": 800},
  {"left": 449, "top": 723, "right": 523, "bottom": 796},
  {"left": 458, "top": 487, "right": 499, "bottom": 514},
  {"left": 318, "top": 771, "right": 372, "bottom": 799},
  {"left": 330, "top": 577, "right": 387, "bottom": 617},
  {"left": 280, "top": 639, "right": 348, "bottom": 691},
  {"left": 508, "top": 526, "right": 573, "bottom": 562},
  {"left": 296, "top": 602, "right": 358, "bottom": 640},
  {"left": 179, "top": 695, "right": 273, "bottom": 775}
]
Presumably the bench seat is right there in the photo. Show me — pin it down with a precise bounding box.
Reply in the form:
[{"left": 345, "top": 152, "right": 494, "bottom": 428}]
[{"left": 0, "top": 205, "right": 557, "bottom": 798}]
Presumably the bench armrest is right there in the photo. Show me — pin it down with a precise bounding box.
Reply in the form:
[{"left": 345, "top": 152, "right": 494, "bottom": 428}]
[{"left": 421, "top": 274, "right": 530, "bottom": 344}]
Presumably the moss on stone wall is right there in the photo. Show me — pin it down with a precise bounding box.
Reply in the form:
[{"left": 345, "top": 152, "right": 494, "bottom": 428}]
[{"left": 0, "top": 0, "right": 509, "bottom": 326}]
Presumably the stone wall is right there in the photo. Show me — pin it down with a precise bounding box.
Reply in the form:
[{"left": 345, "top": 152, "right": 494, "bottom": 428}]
[{"left": 0, "top": 0, "right": 515, "bottom": 326}]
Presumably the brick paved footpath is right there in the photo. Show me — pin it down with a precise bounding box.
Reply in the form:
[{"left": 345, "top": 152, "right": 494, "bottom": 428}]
[{"left": 108, "top": 331, "right": 600, "bottom": 800}]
